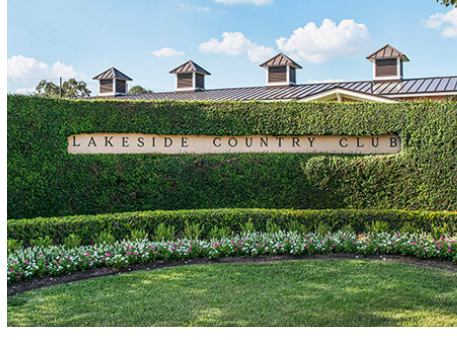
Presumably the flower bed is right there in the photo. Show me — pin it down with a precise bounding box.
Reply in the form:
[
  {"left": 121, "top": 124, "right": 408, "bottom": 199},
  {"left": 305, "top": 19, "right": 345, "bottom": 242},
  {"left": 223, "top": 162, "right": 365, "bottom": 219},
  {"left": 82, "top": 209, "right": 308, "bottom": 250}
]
[{"left": 7, "top": 231, "right": 456, "bottom": 284}]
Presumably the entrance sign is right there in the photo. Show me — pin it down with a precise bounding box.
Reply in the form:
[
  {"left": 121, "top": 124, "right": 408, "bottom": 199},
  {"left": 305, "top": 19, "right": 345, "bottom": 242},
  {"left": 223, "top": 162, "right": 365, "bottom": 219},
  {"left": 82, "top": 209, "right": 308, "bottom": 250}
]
[{"left": 68, "top": 134, "right": 400, "bottom": 155}]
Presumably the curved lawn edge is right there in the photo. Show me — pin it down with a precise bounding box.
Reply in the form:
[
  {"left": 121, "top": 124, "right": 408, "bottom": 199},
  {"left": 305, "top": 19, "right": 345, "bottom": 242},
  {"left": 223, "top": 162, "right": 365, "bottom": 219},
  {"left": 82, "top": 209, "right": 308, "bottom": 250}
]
[{"left": 8, "top": 253, "right": 457, "bottom": 297}]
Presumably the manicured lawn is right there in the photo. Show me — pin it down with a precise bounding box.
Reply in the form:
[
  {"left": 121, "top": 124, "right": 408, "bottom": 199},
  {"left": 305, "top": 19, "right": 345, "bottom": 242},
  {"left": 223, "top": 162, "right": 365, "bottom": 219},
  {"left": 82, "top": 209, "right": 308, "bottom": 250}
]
[{"left": 7, "top": 260, "right": 457, "bottom": 327}]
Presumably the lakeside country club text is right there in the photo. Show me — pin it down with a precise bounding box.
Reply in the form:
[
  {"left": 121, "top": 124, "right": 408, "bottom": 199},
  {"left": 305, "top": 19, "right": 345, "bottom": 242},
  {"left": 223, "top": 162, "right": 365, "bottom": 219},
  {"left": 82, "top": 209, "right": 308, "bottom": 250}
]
[{"left": 68, "top": 134, "right": 401, "bottom": 155}]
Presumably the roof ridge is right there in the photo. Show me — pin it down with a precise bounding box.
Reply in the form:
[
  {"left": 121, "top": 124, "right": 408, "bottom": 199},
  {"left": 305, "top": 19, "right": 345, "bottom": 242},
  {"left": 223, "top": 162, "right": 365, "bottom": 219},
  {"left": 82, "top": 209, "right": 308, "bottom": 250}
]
[
  {"left": 366, "top": 44, "right": 409, "bottom": 61},
  {"left": 169, "top": 60, "right": 211, "bottom": 75},
  {"left": 260, "top": 52, "right": 302, "bottom": 69}
]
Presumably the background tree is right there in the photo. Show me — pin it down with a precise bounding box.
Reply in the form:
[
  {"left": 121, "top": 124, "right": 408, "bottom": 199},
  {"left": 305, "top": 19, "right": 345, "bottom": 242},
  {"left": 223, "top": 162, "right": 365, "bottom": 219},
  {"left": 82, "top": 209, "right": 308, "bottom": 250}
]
[
  {"left": 128, "top": 85, "right": 153, "bottom": 95},
  {"left": 35, "top": 78, "right": 91, "bottom": 98},
  {"left": 435, "top": 0, "right": 456, "bottom": 7}
]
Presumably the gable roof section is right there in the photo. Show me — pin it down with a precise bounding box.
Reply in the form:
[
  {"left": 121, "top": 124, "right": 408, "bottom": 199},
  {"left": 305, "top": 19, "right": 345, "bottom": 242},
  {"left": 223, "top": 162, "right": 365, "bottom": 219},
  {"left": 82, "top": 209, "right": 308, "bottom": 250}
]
[
  {"left": 93, "top": 67, "right": 133, "bottom": 80},
  {"left": 298, "top": 87, "right": 398, "bottom": 103},
  {"left": 366, "top": 44, "right": 409, "bottom": 62},
  {"left": 169, "top": 60, "right": 211, "bottom": 75},
  {"left": 260, "top": 53, "right": 302, "bottom": 69}
]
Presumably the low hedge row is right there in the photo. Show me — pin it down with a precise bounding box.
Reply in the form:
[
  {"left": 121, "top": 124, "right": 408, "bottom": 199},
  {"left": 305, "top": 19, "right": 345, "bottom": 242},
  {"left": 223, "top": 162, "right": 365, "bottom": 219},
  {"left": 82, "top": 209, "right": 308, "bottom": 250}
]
[{"left": 7, "top": 209, "right": 457, "bottom": 246}]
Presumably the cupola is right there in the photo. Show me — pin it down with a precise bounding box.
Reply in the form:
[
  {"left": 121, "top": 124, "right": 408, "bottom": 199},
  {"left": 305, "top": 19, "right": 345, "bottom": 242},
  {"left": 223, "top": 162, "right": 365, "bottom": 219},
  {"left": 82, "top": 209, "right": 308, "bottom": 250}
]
[
  {"left": 169, "top": 60, "right": 211, "bottom": 91},
  {"left": 260, "top": 53, "right": 302, "bottom": 86},
  {"left": 366, "top": 44, "right": 409, "bottom": 82},
  {"left": 93, "top": 67, "right": 132, "bottom": 96}
]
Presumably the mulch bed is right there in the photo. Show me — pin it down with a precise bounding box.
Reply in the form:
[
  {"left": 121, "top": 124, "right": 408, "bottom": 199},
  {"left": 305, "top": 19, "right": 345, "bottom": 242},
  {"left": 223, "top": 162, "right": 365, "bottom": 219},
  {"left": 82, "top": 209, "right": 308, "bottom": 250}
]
[{"left": 7, "top": 253, "right": 457, "bottom": 297}]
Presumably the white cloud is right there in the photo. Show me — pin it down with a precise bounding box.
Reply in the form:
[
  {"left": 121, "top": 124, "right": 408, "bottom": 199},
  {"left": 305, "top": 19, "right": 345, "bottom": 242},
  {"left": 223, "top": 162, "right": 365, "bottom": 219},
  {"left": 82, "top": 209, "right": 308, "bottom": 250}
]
[
  {"left": 199, "top": 32, "right": 275, "bottom": 62},
  {"left": 423, "top": 8, "right": 457, "bottom": 38},
  {"left": 153, "top": 47, "right": 185, "bottom": 57},
  {"left": 214, "top": 0, "right": 273, "bottom": 5},
  {"left": 15, "top": 87, "right": 36, "bottom": 95},
  {"left": 7, "top": 55, "right": 78, "bottom": 80},
  {"left": 276, "top": 18, "right": 371, "bottom": 63}
]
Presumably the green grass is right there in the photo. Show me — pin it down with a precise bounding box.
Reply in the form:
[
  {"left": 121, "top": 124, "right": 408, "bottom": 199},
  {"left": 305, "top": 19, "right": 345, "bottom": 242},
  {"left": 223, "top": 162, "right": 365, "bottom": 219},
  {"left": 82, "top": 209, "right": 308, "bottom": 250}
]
[{"left": 7, "top": 260, "right": 457, "bottom": 327}]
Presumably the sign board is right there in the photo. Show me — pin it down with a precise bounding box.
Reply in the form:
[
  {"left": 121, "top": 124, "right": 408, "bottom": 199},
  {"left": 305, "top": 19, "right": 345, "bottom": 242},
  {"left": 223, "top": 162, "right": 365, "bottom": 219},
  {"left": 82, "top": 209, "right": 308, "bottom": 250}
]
[{"left": 68, "top": 134, "right": 400, "bottom": 155}]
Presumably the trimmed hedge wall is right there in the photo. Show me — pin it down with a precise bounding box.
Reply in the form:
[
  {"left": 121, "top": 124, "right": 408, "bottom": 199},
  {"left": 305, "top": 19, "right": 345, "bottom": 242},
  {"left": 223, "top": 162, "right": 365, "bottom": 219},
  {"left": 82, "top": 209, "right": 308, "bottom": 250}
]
[
  {"left": 7, "top": 95, "right": 457, "bottom": 219},
  {"left": 7, "top": 209, "right": 457, "bottom": 246}
]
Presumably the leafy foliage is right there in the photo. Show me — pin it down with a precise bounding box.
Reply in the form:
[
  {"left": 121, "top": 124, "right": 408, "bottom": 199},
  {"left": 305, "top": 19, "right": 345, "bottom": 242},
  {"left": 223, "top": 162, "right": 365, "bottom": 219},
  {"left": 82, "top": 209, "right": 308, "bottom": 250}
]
[
  {"left": 128, "top": 85, "right": 153, "bottom": 95},
  {"left": 436, "top": 0, "right": 457, "bottom": 7},
  {"left": 7, "top": 96, "right": 457, "bottom": 219},
  {"left": 7, "top": 208, "right": 457, "bottom": 246},
  {"left": 34, "top": 79, "right": 91, "bottom": 98}
]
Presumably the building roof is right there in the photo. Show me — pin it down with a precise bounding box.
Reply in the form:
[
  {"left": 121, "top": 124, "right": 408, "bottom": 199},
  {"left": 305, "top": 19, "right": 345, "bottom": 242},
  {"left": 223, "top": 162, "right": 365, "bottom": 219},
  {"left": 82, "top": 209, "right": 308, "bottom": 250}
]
[
  {"left": 366, "top": 44, "right": 410, "bottom": 62},
  {"left": 169, "top": 60, "right": 211, "bottom": 75},
  {"left": 93, "top": 76, "right": 457, "bottom": 101},
  {"left": 260, "top": 53, "right": 302, "bottom": 69},
  {"left": 93, "top": 67, "right": 133, "bottom": 81}
]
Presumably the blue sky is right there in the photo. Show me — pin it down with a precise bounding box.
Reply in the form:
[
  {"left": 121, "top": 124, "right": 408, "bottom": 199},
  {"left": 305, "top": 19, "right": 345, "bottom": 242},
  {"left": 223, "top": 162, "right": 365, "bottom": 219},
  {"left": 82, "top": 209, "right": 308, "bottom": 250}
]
[{"left": 7, "top": 0, "right": 457, "bottom": 95}]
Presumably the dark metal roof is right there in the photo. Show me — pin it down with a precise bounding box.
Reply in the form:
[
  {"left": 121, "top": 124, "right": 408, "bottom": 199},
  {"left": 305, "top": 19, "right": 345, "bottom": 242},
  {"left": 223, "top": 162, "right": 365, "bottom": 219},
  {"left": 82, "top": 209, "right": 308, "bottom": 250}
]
[
  {"left": 169, "top": 60, "right": 211, "bottom": 75},
  {"left": 91, "top": 76, "right": 457, "bottom": 101},
  {"left": 366, "top": 44, "right": 409, "bottom": 62},
  {"left": 260, "top": 53, "right": 303, "bottom": 69},
  {"left": 93, "top": 67, "right": 133, "bottom": 81}
]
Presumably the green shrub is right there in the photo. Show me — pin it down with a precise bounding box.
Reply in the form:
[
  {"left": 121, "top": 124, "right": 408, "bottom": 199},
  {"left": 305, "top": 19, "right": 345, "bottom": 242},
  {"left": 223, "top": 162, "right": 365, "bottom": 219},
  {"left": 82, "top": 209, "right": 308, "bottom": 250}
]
[
  {"left": 153, "top": 223, "right": 175, "bottom": 241},
  {"left": 95, "top": 231, "right": 116, "bottom": 245},
  {"left": 130, "top": 228, "right": 149, "bottom": 241},
  {"left": 63, "top": 233, "right": 82, "bottom": 249},
  {"left": 366, "top": 220, "right": 391, "bottom": 234},
  {"left": 183, "top": 221, "right": 202, "bottom": 240},
  {"left": 285, "top": 220, "right": 308, "bottom": 233},
  {"left": 208, "top": 225, "right": 234, "bottom": 239},
  {"left": 241, "top": 219, "right": 255, "bottom": 233},
  {"left": 400, "top": 222, "right": 416, "bottom": 235},
  {"left": 7, "top": 96, "right": 457, "bottom": 220},
  {"left": 7, "top": 208, "right": 457, "bottom": 247},
  {"left": 317, "top": 223, "right": 332, "bottom": 235},
  {"left": 341, "top": 224, "right": 354, "bottom": 233},
  {"left": 30, "top": 236, "right": 53, "bottom": 248},
  {"left": 7, "top": 239, "right": 22, "bottom": 254},
  {"left": 431, "top": 222, "right": 449, "bottom": 239},
  {"left": 266, "top": 219, "right": 280, "bottom": 234}
]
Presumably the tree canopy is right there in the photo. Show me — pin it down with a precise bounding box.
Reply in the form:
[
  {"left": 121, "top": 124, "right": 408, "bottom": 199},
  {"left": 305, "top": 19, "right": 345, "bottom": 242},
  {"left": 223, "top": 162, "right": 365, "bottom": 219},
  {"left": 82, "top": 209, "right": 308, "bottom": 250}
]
[
  {"left": 128, "top": 85, "right": 153, "bottom": 95},
  {"left": 436, "top": 0, "right": 456, "bottom": 7},
  {"left": 35, "top": 78, "right": 91, "bottom": 98}
]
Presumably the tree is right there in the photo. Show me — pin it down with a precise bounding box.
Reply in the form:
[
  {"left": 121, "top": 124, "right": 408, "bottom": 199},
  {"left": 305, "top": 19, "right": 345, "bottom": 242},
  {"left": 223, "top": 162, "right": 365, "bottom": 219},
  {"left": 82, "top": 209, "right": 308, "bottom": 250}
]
[
  {"left": 435, "top": 0, "right": 457, "bottom": 7},
  {"left": 35, "top": 78, "right": 91, "bottom": 98},
  {"left": 128, "top": 85, "right": 153, "bottom": 95}
]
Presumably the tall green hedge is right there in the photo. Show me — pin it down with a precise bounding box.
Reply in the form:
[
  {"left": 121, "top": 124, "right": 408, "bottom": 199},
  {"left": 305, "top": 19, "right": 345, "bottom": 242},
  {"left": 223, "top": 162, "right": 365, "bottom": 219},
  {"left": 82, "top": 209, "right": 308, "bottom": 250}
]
[
  {"left": 7, "top": 95, "right": 457, "bottom": 219},
  {"left": 7, "top": 208, "right": 457, "bottom": 246}
]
